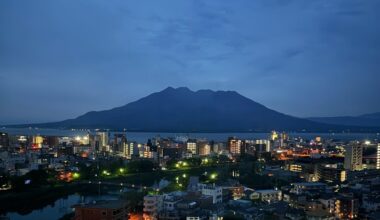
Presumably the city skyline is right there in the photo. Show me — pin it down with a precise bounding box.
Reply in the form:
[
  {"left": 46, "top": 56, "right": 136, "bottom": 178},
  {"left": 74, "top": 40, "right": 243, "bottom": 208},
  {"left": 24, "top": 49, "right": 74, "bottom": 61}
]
[
  {"left": 1, "top": 0, "right": 380, "bottom": 124},
  {"left": 1, "top": 1, "right": 380, "bottom": 219}
]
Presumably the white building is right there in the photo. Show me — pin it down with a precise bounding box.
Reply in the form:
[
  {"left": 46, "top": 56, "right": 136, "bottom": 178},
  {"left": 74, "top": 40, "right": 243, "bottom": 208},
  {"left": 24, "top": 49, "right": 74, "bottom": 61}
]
[
  {"left": 162, "top": 195, "right": 182, "bottom": 211},
  {"left": 250, "top": 189, "right": 282, "bottom": 203},
  {"left": 377, "top": 143, "right": 380, "bottom": 170},
  {"left": 187, "top": 140, "right": 197, "bottom": 155},
  {"left": 143, "top": 195, "right": 163, "bottom": 220},
  {"left": 124, "top": 142, "right": 139, "bottom": 159},
  {"left": 198, "top": 184, "right": 223, "bottom": 204},
  {"left": 344, "top": 142, "right": 363, "bottom": 171}
]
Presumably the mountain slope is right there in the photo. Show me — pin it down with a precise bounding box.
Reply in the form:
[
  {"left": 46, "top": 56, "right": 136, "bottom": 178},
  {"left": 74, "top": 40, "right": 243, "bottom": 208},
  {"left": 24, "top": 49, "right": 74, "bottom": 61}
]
[
  {"left": 6, "top": 87, "right": 377, "bottom": 132},
  {"left": 308, "top": 112, "right": 380, "bottom": 127}
]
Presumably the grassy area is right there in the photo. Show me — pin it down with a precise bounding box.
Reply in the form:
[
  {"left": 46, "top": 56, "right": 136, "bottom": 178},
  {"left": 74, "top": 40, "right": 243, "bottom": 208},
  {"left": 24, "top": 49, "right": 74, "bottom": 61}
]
[{"left": 92, "top": 163, "right": 235, "bottom": 188}]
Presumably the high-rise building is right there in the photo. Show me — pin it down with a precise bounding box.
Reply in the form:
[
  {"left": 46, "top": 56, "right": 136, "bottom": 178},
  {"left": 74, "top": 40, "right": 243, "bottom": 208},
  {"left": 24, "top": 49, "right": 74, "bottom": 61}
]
[
  {"left": 377, "top": 143, "right": 380, "bottom": 170},
  {"left": 228, "top": 137, "right": 242, "bottom": 155},
  {"left": 243, "top": 140, "right": 255, "bottom": 155},
  {"left": 186, "top": 139, "right": 197, "bottom": 155},
  {"left": 0, "top": 132, "right": 9, "bottom": 149},
  {"left": 113, "top": 133, "right": 127, "bottom": 153},
  {"left": 43, "top": 136, "right": 59, "bottom": 147},
  {"left": 97, "top": 132, "right": 109, "bottom": 149},
  {"left": 256, "top": 139, "right": 271, "bottom": 153},
  {"left": 198, "top": 143, "right": 211, "bottom": 156},
  {"left": 124, "top": 142, "right": 138, "bottom": 159},
  {"left": 270, "top": 131, "right": 278, "bottom": 141},
  {"left": 32, "top": 135, "right": 44, "bottom": 149},
  {"left": 344, "top": 142, "right": 363, "bottom": 171},
  {"left": 335, "top": 194, "right": 359, "bottom": 219},
  {"left": 212, "top": 142, "right": 224, "bottom": 154},
  {"left": 317, "top": 164, "right": 346, "bottom": 183},
  {"left": 92, "top": 132, "right": 109, "bottom": 152}
]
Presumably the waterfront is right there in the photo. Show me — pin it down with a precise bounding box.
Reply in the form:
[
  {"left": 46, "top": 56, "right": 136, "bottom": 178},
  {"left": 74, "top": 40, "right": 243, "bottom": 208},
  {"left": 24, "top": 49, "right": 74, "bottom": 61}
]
[
  {"left": 4, "top": 194, "right": 119, "bottom": 220},
  {"left": 1, "top": 128, "right": 379, "bottom": 142}
]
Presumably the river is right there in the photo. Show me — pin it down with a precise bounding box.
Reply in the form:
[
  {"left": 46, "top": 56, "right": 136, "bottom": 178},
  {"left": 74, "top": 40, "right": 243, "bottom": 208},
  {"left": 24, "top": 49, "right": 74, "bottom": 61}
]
[{"left": 3, "top": 193, "right": 119, "bottom": 220}]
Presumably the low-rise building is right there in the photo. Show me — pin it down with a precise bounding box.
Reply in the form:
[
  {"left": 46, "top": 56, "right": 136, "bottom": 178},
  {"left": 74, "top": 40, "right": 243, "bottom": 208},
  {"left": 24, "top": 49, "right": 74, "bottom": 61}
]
[
  {"left": 143, "top": 195, "right": 163, "bottom": 220},
  {"left": 250, "top": 189, "right": 282, "bottom": 203},
  {"left": 290, "top": 182, "right": 327, "bottom": 195},
  {"left": 73, "top": 200, "right": 128, "bottom": 220},
  {"left": 198, "top": 184, "right": 223, "bottom": 204}
]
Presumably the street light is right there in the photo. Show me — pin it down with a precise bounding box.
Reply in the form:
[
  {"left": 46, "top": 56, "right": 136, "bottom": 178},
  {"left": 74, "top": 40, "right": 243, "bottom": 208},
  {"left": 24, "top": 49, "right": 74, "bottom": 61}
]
[
  {"left": 210, "top": 173, "right": 217, "bottom": 180},
  {"left": 73, "top": 173, "right": 80, "bottom": 179}
]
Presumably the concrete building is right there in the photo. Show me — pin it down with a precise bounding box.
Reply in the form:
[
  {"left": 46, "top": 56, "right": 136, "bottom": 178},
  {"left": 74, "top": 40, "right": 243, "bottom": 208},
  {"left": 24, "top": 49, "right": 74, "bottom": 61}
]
[
  {"left": 0, "top": 132, "right": 9, "bottom": 150},
  {"left": 228, "top": 137, "right": 242, "bottom": 155},
  {"left": 290, "top": 182, "right": 327, "bottom": 195},
  {"left": 198, "top": 184, "right": 223, "bottom": 204},
  {"left": 377, "top": 143, "right": 380, "bottom": 170},
  {"left": 32, "top": 135, "right": 44, "bottom": 149},
  {"left": 198, "top": 143, "right": 211, "bottom": 156},
  {"left": 94, "top": 131, "right": 109, "bottom": 152},
  {"left": 113, "top": 133, "right": 127, "bottom": 153},
  {"left": 335, "top": 194, "right": 359, "bottom": 219},
  {"left": 73, "top": 200, "right": 128, "bottom": 220},
  {"left": 317, "top": 164, "right": 347, "bottom": 183},
  {"left": 186, "top": 140, "right": 197, "bottom": 155},
  {"left": 124, "top": 142, "right": 139, "bottom": 159},
  {"left": 163, "top": 194, "right": 182, "bottom": 211},
  {"left": 143, "top": 195, "right": 163, "bottom": 220},
  {"left": 255, "top": 139, "right": 271, "bottom": 153},
  {"left": 250, "top": 189, "right": 282, "bottom": 203},
  {"left": 344, "top": 142, "right": 363, "bottom": 171}
]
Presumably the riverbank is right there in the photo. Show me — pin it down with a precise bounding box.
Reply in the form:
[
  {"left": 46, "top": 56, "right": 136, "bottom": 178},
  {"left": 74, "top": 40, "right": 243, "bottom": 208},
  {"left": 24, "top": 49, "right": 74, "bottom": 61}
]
[{"left": 0, "top": 183, "right": 94, "bottom": 215}]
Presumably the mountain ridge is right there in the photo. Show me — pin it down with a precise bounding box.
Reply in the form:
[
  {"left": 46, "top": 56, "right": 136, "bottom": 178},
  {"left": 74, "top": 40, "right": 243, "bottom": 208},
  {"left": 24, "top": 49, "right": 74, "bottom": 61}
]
[
  {"left": 308, "top": 112, "right": 380, "bottom": 127},
  {"left": 4, "top": 87, "right": 380, "bottom": 132}
]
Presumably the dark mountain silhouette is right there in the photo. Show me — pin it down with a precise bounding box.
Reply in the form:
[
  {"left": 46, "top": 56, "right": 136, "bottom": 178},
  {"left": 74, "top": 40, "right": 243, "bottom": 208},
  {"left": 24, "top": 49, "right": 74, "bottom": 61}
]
[
  {"left": 308, "top": 112, "right": 380, "bottom": 127},
  {"left": 6, "top": 87, "right": 379, "bottom": 132}
]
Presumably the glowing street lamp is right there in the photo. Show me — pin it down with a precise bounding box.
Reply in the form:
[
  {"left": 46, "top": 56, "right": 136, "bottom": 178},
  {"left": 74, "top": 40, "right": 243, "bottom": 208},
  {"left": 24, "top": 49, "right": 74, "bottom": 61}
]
[
  {"left": 203, "top": 158, "right": 209, "bottom": 164},
  {"left": 210, "top": 173, "right": 217, "bottom": 180},
  {"left": 73, "top": 173, "right": 80, "bottom": 179},
  {"left": 102, "top": 170, "right": 110, "bottom": 176}
]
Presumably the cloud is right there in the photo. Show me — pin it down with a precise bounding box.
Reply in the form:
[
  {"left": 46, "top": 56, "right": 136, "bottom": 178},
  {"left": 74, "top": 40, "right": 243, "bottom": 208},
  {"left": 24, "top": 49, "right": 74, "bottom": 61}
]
[{"left": 0, "top": 0, "right": 379, "bottom": 123}]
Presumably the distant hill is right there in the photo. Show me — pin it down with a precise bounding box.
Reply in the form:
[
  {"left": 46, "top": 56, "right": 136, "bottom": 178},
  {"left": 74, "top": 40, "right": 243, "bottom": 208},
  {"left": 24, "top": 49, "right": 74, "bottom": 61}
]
[
  {"left": 6, "top": 87, "right": 379, "bottom": 132},
  {"left": 308, "top": 112, "right": 380, "bottom": 127}
]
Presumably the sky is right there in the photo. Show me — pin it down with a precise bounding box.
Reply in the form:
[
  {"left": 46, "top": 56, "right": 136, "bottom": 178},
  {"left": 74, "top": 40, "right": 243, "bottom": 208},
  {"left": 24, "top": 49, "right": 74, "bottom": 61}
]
[{"left": 1, "top": 0, "right": 380, "bottom": 124}]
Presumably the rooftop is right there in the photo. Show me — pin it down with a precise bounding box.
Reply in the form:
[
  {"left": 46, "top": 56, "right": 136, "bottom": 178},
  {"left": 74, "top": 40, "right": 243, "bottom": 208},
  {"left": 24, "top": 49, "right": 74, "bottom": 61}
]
[{"left": 73, "top": 200, "right": 126, "bottom": 209}]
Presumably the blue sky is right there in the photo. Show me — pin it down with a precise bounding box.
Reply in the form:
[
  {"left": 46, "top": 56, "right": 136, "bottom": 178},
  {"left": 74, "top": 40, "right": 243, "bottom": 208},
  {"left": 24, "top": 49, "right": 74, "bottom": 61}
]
[{"left": 1, "top": 0, "right": 380, "bottom": 124}]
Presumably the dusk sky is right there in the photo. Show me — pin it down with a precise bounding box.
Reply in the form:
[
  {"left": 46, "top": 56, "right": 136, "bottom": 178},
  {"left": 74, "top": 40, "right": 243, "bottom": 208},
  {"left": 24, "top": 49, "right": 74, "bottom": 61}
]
[{"left": 1, "top": 0, "right": 379, "bottom": 124}]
